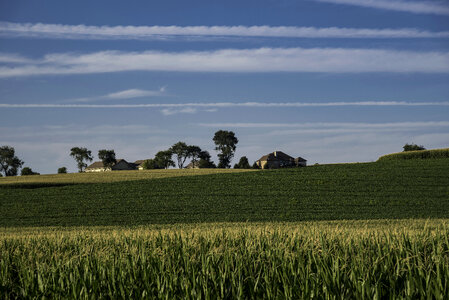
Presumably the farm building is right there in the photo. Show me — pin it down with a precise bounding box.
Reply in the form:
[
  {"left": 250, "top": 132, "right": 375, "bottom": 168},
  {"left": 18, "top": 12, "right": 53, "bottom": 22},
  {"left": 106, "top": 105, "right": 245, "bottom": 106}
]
[
  {"left": 133, "top": 160, "right": 148, "bottom": 170},
  {"left": 256, "top": 151, "right": 307, "bottom": 169},
  {"left": 185, "top": 161, "right": 200, "bottom": 169},
  {"left": 85, "top": 159, "right": 136, "bottom": 172}
]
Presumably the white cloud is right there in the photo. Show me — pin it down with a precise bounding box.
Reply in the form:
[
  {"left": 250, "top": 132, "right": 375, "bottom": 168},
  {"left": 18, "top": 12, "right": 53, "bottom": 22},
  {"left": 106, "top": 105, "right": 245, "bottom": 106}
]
[
  {"left": 68, "top": 87, "right": 166, "bottom": 103},
  {"left": 160, "top": 107, "right": 197, "bottom": 116},
  {"left": 1, "top": 101, "right": 448, "bottom": 109},
  {"left": 312, "top": 0, "right": 449, "bottom": 16},
  {"left": 1, "top": 47, "right": 449, "bottom": 78},
  {"left": 198, "top": 121, "right": 449, "bottom": 129},
  {"left": 1, "top": 21, "right": 449, "bottom": 39}
]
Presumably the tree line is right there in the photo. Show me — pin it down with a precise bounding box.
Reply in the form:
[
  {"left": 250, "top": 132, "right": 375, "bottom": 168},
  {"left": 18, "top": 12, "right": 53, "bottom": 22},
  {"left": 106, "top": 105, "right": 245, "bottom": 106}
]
[{"left": 0, "top": 137, "right": 430, "bottom": 176}]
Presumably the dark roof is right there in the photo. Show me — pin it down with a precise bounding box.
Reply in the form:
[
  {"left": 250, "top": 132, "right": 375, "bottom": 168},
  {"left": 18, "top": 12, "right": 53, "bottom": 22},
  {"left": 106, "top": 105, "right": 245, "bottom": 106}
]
[
  {"left": 134, "top": 160, "right": 148, "bottom": 166},
  {"left": 86, "top": 159, "right": 126, "bottom": 169},
  {"left": 296, "top": 157, "right": 307, "bottom": 162},
  {"left": 257, "top": 151, "right": 295, "bottom": 162}
]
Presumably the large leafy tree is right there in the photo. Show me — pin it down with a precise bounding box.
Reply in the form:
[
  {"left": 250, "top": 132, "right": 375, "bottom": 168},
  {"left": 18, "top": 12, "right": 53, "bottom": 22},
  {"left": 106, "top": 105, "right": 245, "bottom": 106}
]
[
  {"left": 170, "top": 142, "right": 190, "bottom": 169},
  {"left": 0, "top": 145, "right": 24, "bottom": 176},
  {"left": 198, "top": 151, "right": 216, "bottom": 168},
  {"left": 234, "top": 156, "right": 251, "bottom": 169},
  {"left": 154, "top": 150, "right": 175, "bottom": 169},
  {"left": 98, "top": 149, "right": 117, "bottom": 169},
  {"left": 213, "top": 130, "right": 238, "bottom": 168},
  {"left": 70, "top": 147, "right": 93, "bottom": 172},
  {"left": 141, "top": 159, "right": 162, "bottom": 170},
  {"left": 188, "top": 145, "right": 202, "bottom": 168}
]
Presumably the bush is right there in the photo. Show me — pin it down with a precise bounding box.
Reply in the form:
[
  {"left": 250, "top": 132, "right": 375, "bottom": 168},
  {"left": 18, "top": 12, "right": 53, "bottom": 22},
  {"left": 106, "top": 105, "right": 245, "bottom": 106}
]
[
  {"left": 58, "top": 167, "right": 67, "bottom": 174},
  {"left": 142, "top": 159, "right": 162, "bottom": 170},
  {"left": 21, "top": 167, "right": 39, "bottom": 176},
  {"left": 403, "top": 143, "right": 426, "bottom": 152},
  {"left": 378, "top": 148, "right": 449, "bottom": 161}
]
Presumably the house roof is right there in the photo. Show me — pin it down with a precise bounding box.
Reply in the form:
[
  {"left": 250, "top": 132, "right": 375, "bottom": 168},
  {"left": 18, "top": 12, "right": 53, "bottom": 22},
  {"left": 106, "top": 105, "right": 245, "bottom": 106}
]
[
  {"left": 134, "top": 160, "right": 147, "bottom": 166},
  {"left": 257, "top": 151, "right": 295, "bottom": 162},
  {"left": 296, "top": 157, "right": 307, "bottom": 162},
  {"left": 86, "top": 159, "right": 126, "bottom": 169}
]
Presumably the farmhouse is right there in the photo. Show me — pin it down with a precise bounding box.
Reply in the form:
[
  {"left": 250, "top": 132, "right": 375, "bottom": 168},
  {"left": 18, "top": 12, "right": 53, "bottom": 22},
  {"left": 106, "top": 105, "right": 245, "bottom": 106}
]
[
  {"left": 256, "top": 151, "right": 307, "bottom": 169},
  {"left": 185, "top": 161, "right": 200, "bottom": 169},
  {"left": 85, "top": 159, "right": 136, "bottom": 172},
  {"left": 133, "top": 160, "right": 148, "bottom": 170}
]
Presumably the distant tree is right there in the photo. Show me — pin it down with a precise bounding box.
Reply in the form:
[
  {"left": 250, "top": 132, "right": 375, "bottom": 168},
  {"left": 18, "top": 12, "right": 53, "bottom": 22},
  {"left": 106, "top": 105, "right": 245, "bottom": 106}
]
[
  {"left": 98, "top": 149, "right": 117, "bottom": 169},
  {"left": 403, "top": 143, "right": 426, "bottom": 152},
  {"left": 21, "top": 167, "right": 39, "bottom": 176},
  {"left": 187, "top": 145, "right": 202, "bottom": 168},
  {"left": 198, "top": 151, "right": 216, "bottom": 168},
  {"left": 141, "top": 159, "right": 162, "bottom": 170},
  {"left": 0, "top": 145, "right": 24, "bottom": 177},
  {"left": 154, "top": 150, "right": 175, "bottom": 169},
  {"left": 234, "top": 156, "right": 251, "bottom": 169},
  {"left": 213, "top": 130, "right": 239, "bottom": 168},
  {"left": 58, "top": 167, "right": 67, "bottom": 174},
  {"left": 70, "top": 147, "right": 93, "bottom": 172},
  {"left": 170, "top": 142, "right": 190, "bottom": 169},
  {"left": 252, "top": 162, "right": 260, "bottom": 169}
]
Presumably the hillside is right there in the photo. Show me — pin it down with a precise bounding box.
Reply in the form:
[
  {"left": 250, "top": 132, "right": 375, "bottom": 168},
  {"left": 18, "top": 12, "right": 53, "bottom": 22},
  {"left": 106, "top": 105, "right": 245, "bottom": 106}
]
[
  {"left": 378, "top": 148, "right": 449, "bottom": 161},
  {"left": 1, "top": 159, "right": 448, "bottom": 227}
]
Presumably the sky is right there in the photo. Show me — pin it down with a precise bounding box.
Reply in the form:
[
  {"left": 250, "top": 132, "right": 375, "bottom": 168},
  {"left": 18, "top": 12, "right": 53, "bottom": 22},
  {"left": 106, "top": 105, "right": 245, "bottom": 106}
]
[{"left": 0, "top": 0, "right": 448, "bottom": 174}]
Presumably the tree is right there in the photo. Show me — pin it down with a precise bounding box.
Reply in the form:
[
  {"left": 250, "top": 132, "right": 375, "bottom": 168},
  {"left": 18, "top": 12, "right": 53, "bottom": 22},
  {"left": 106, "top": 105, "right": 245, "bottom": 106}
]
[
  {"left": 170, "top": 142, "right": 190, "bottom": 169},
  {"left": 141, "top": 159, "right": 161, "bottom": 170},
  {"left": 198, "top": 151, "right": 216, "bottom": 168},
  {"left": 21, "top": 167, "right": 39, "bottom": 176},
  {"left": 403, "top": 143, "right": 426, "bottom": 152},
  {"left": 213, "top": 130, "right": 239, "bottom": 168},
  {"left": 58, "top": 167, "right": 67, "bottom": 174},
  {"left": 154, "top": 150, "right": 175, "bottom": 169},
  {"left": 70, "top": 147, "right": 93, "bottom": 172},
  {"left": 188, "top": 145, "right": 202, "bottom": 168},
  {"left": 98, "top": 149, "right": 117, "bottom": 169},
  {"left": 0, "top": 145, "right": 24, "bottom": 177},
  {"left": 234, "top": 156, "right": 251, "bottom": 169},
  {"left": 252, "top": 162, "right": 260, "bottom": 169}
]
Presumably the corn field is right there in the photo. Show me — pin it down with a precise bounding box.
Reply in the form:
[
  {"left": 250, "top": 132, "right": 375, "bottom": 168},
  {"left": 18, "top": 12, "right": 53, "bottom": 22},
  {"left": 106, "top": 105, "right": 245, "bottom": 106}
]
[{"left": 1, "top": 220, "right": 448, "bottom": 299}]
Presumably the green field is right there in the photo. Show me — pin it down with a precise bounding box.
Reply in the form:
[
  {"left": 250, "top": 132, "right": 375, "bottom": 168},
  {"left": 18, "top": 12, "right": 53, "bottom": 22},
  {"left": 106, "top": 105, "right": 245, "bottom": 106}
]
[
  {"left": 1, "top": 159, "right": 449, "bottom": 298},
  {"left": 1, "top": 159, "right": 448, "bottom": 227},
  {"left": 1, "top": 220, "right": 448, "bottom": 298}
]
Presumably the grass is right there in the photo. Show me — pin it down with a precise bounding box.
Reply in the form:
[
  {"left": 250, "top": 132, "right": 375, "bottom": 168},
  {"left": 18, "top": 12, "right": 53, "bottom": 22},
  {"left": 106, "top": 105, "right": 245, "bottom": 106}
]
[
  {"left": 1, "top": 220, "right": 448, "bottom": 299},
  {"left": 0, "top": 168, "right": 254, "bottom": 185},
  {"left": 0, "top": 159, "right": 448, "bottom": 226},
  {"left": 378, "top": 148, "right": 449, "bottom": 161}
]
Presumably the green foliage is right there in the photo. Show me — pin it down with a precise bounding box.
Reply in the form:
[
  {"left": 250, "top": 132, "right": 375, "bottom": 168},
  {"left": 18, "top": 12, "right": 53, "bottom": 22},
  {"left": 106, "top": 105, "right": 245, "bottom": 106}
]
[
  {"left": 403, "top": 143, "right": 426, "bottom": 152},
  {"left": 141, "top": 159, "right": 162, "bottom": 170},
  {"left": 70, "top": 147, "right": 93, "bottom": 172},
  {"left": 0, "top": 220, "right": 448, "bottom": 299},
  {"left": 187, "top": 145, "right": 202, "bottom": 168},
  {"left": 197, "top": 151, "right": 216, "bottom": 168},
  {"left": 378, "top": 148, "right": 449, "bottom": 161},
  {"left": 170, "top": 141, "right": 190, "bottom": 169},
  {"left": 57, "top": 167, "right": 67, "bottom": 174},
  {"left": 1, "top": 159, "right": 448, "bottom": 227},
  {"left": 213, "top": 130, "right": 238, "bottom": 168},
  {"left": 20, "top": 167, "right": 39, "bottom": 176},
  {"left": 98, "top": 149, "right": 116, "bottom": 169},
  {"left": 234, "top": 156, "right": 251, "bottom": 169},
  {"left": 154, "top": 150, "right": 175, "bottom": 169},
  {"left": 252, "top": 162, "right": 261, "bottom": 169},
  {"left": 0, "top": 145, "right": 24, "bottom": 177}
]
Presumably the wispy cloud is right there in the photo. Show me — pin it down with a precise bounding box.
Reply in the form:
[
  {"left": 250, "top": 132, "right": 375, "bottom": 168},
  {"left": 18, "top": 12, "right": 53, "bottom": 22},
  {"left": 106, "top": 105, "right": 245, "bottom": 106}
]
[
  {"left": 1, "top": 21, "right": 449, "bottom": 40},
  {"left": 1, "top": 48, "right": 449, "bottom": 77},
  {"left": 160, "top": 107, "right": 197, "bottom": 116},
  {"left": 68, "top": 87, "right": 166, "bottom": 103},
  {"left": 198, "top": 121, "right": 449, "bottom": 134},
  {"left": 312, "top": 0, "right": 449, "bottom": 16},
  {"left": 1, "top": 101, "right": 449, "bottom": 109}
]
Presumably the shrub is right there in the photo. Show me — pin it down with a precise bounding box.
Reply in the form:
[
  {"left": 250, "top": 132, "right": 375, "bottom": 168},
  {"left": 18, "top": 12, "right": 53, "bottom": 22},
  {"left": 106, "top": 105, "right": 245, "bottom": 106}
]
[
  {"left": 21, "top": 167, "right": 39, "bottom": 176},
  {"left": 58, "top": 167, "right": 67, "bottom": 174},
  {"left": 403, "top": 143, "right": 426, "bottom": 152}
]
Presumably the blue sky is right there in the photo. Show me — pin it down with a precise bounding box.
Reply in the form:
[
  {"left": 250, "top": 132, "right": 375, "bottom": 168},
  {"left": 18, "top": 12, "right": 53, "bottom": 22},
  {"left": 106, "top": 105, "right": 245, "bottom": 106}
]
[{"left": 0, "top": 0, "right": 448, "bottom": 174}]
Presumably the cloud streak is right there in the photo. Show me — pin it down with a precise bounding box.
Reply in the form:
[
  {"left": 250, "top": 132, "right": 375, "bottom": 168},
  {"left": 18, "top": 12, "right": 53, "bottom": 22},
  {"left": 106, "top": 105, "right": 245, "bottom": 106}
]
[
  {"left": 68, "top": 87, "right": 166, "bottom": 102},
  {"left": 1, "top": 47, "right": 449, "bottom": 77},
  {"left": 312, "top": 0, "right": 449, "bottom": 16},
  {"left": 1, "top": 21, "right": 449, "bottom": 40},
  {"left": 1, "top": 101, "right": 449, "bottom": 109}
]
